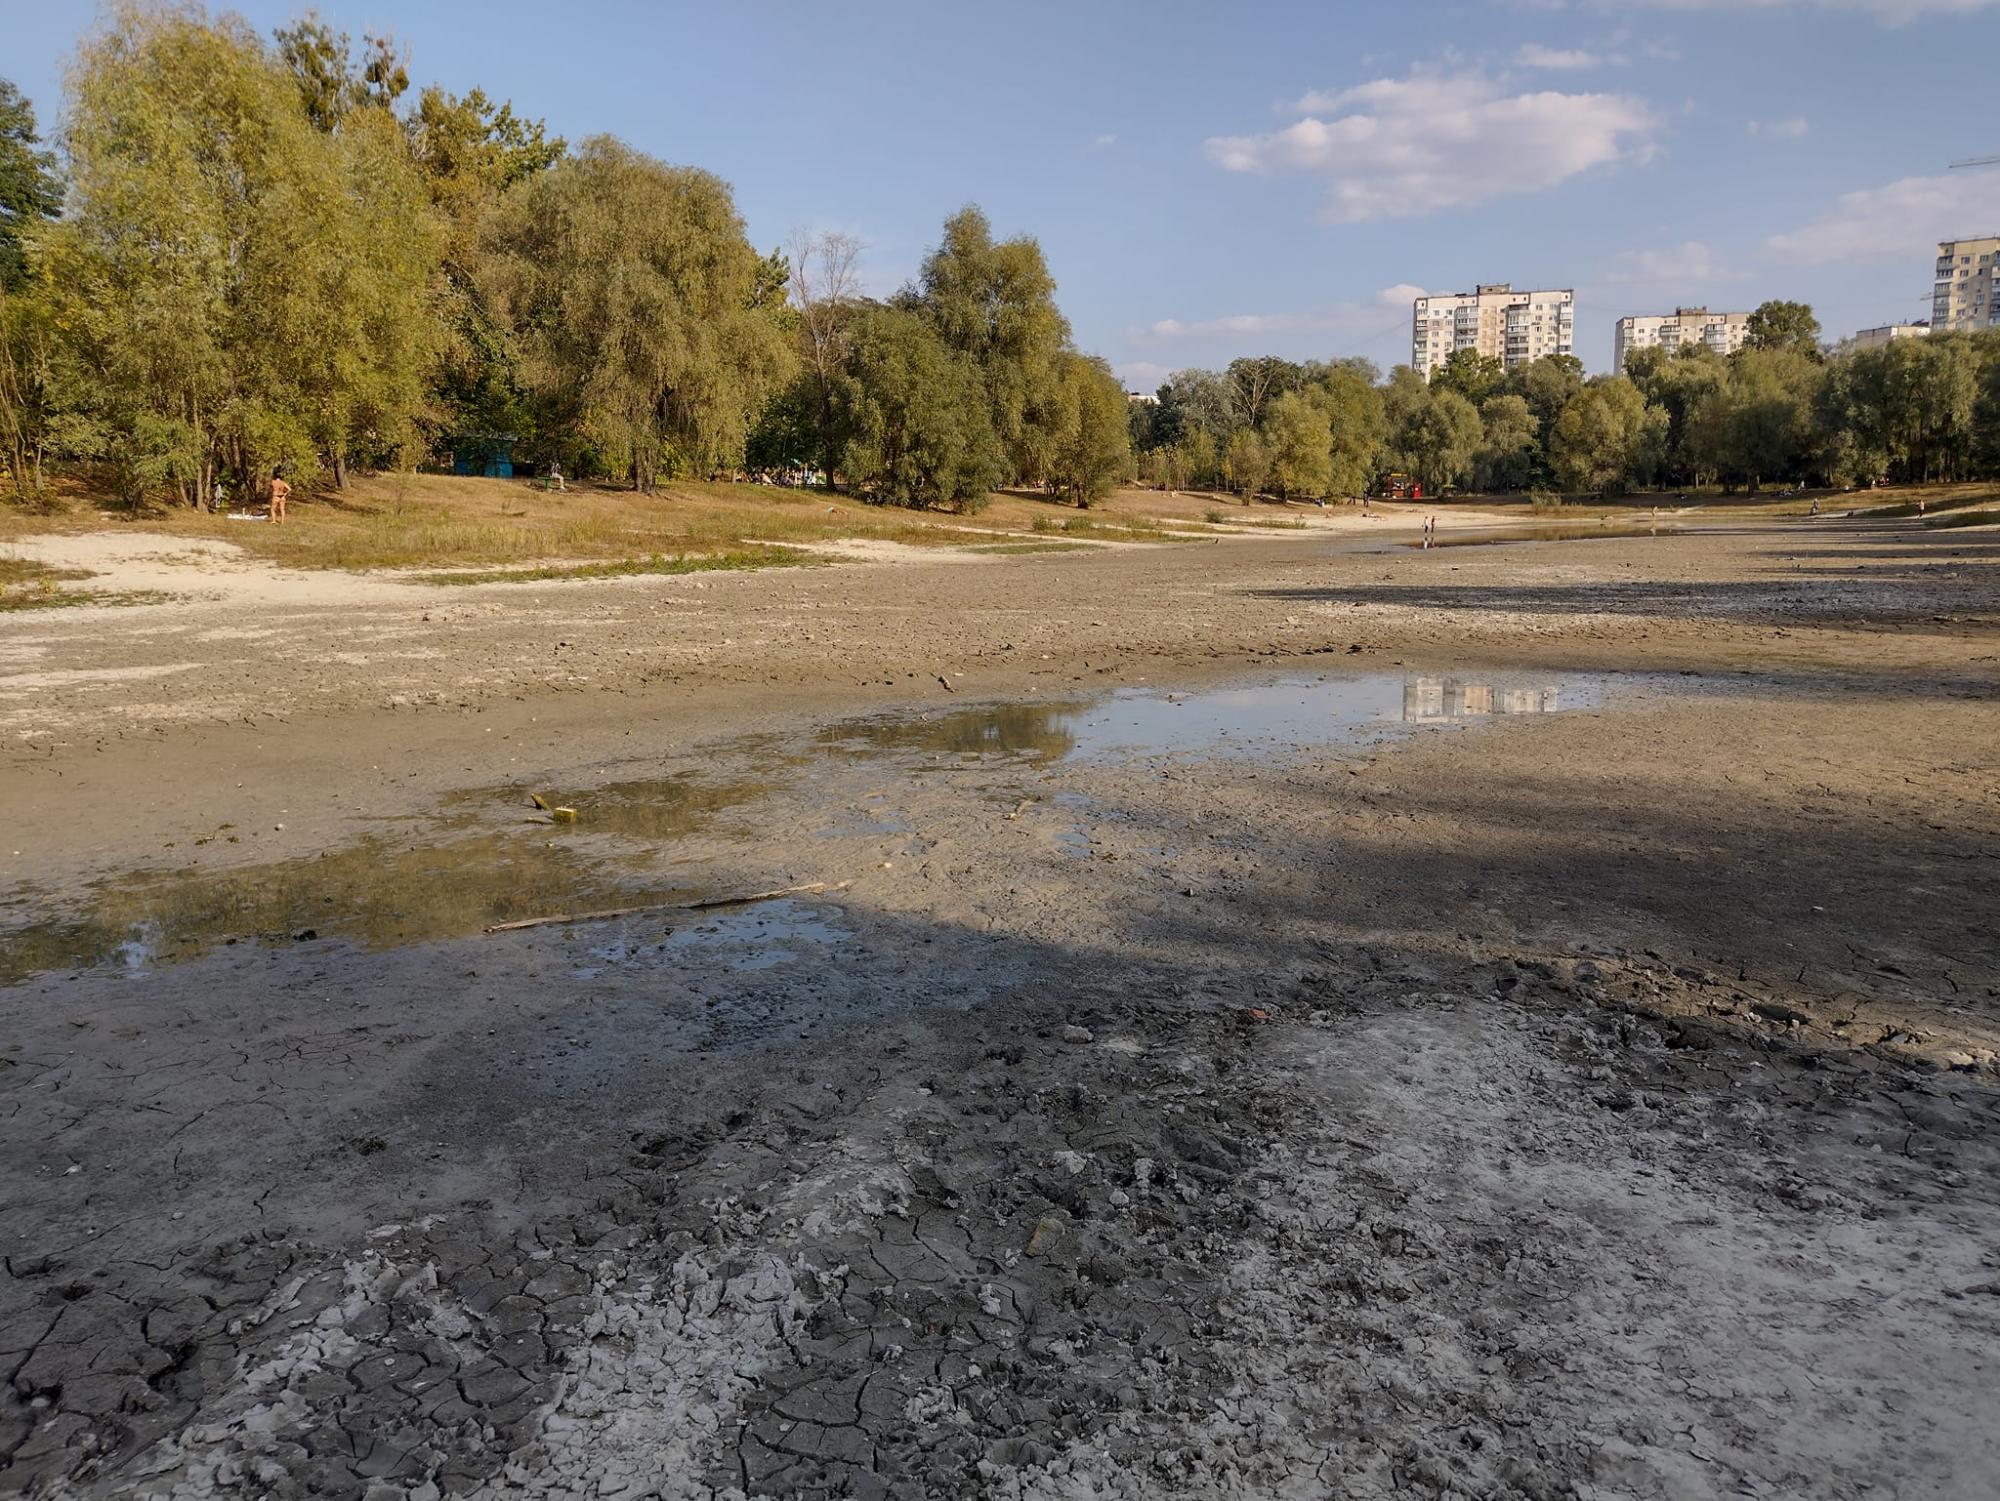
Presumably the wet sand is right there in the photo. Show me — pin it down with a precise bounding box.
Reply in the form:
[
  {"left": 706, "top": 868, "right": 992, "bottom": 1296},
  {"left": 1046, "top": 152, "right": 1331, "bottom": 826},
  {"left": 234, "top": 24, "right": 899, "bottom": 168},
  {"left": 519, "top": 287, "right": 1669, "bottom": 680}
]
[{"left": 3, "top": 514, "right": 1998, "bottom": 1498}]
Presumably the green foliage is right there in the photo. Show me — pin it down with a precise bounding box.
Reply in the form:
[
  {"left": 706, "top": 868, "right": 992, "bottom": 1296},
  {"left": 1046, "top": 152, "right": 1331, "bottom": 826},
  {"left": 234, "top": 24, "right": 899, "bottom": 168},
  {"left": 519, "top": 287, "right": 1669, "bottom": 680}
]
[
  {"left": 1746, "top": 299, "right": 1822, "bottom": 360},
  {"left": 0, "top": 80, "right": 62, "bottom": 293},
  {"left": 831, "top": 304, "right": 1001, "bottom": 510},
  {"left": 1265, "top": 391, "right": 1333, "bottom": 498},
  {"left": 1550, "top": 377, "right": 1664, "bottom": 493},
  {"left": 1043, "top": 354, "right": 1131, "bottom": 507},
  {"left": 1225, "top": 356, "right": 1307, "bottom": 430},
  {"left": 46, "top": 6, "right": 437, "bottom": 503},
  {"left": 1154, "top": 367, "right": 1237, "bottom": 446},
  {"left": 1223, "top": 428, "right": 1270, "bottom": 497},
  {"left": 483, "top": 137, "right": 794, "bottom": 490},
  {"left": 1399, "top": 388, "right": 1484, "bottom": 493},
  {"left": 920, "top": 206, "right": 1070, "bottom": 484},
  {"left": 1473, "top": 393, "right": 1538, "bottom": 492},
  {"left": 1429, "top": 349, "right": 1505, "bottom": 407},
  {"left": 1318, "top": 361, "right": 1387, "bottom": 496}
]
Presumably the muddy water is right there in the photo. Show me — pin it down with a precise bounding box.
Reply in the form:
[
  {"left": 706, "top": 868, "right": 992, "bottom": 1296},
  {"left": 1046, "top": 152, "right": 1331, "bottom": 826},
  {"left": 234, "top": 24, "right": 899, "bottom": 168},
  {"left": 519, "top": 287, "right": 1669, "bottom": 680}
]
[{"left": 0, "top": 669, "right": 1611, "bottom": 980}]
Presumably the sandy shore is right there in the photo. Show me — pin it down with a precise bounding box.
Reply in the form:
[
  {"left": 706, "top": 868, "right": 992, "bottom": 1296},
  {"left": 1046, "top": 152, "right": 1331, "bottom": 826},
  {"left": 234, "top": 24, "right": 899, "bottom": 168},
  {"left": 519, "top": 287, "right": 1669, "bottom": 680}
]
[{"left": 3, "top": 512, "right": 1998, "bottom": 1499}]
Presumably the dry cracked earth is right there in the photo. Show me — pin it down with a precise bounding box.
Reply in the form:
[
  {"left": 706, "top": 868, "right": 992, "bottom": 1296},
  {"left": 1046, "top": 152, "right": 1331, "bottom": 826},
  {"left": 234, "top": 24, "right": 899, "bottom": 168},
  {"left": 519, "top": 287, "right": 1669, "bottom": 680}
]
[{"left": 3, "top": 514, "right": 1999, "bottom": 1499}]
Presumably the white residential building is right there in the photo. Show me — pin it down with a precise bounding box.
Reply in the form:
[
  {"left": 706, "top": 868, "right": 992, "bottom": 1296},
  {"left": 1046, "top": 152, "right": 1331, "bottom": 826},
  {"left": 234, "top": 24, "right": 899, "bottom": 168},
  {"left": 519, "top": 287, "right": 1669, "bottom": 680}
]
[
  {"left": 1851, "top": 322, "right": 1930, "bottom": 350},
  {"left": 1411, "top": 284, "right": 1573, "bottom": 379},
  {"left": 1931, "top": 236, "right": 2000, "bottom": 332},
  {"left": 1612, "top": 308, "right": 1751, "bottom": 371}
]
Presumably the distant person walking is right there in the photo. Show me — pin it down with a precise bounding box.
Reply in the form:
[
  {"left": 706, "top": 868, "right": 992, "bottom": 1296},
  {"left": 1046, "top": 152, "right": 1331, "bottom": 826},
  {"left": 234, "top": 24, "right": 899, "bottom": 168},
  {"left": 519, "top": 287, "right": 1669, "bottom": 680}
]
[
  {"left": 548, "top": 459, "right": 566, "bottom": 493},
  {"left": 268, "top": 468, "right": 290, "bottom": 525}
]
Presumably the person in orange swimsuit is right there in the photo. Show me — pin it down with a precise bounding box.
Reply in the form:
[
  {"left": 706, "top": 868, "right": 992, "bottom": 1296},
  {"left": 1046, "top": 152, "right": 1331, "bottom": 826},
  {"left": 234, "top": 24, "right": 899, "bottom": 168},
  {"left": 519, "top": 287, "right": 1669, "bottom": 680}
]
[{"left": 269, "top": 467, "right": 290, "bottom": 524}]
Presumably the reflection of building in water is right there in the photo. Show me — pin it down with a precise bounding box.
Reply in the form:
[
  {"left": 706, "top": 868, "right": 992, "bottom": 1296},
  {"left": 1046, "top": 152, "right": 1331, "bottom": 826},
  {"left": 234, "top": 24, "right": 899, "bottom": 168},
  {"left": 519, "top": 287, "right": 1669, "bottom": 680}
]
[{"left": 1403, "top": 677, "right": 1560, "bottom": 721}]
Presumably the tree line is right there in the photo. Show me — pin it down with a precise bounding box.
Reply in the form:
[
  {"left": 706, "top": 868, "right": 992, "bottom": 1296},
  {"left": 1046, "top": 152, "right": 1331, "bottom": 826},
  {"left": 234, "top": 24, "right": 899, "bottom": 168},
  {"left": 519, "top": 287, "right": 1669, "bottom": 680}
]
[
  {"left": 1131, "top": 304, "right": 2000, "bottom": 499},
  {"left": 0, "top": 5, "right": 1129, "bottom": 510}
]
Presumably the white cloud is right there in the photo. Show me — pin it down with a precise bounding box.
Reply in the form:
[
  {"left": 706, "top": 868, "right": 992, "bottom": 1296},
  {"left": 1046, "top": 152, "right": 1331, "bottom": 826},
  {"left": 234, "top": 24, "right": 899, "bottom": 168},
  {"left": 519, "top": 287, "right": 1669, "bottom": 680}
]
[
  {"left": 1587, "top": 0, "right": 1996, "bottom": 22},
  {"left": 1515, "top": 43, "right": 1614, "bottom": 67},
  {"left": 1117, "top": 361, "right": 1174, "bottom": 391},
  {"left": 1603, "top": 239, "right": 1724, "bottom": 283},
  {"left": 1091, "top": 133, "right": 1118, "bottom": 149},
  {"left": 1206, "top": 70, "right": 1657, "bottom": 222},
  {"left": 1127, "top": 294, "right": 1420, "bottom": 350},
  {"left": 1767, "top": 172, "right": 2000, "bottom": 262},
  {"left": 1746, "top": 116, "right": 1809, "bottom": 137}
]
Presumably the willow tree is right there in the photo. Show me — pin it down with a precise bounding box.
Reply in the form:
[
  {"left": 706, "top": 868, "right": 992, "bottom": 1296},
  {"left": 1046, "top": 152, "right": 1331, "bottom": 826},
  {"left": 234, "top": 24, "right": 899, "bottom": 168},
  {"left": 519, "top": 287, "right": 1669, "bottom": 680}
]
[
  {"left": 1043, "top": 353, "right": 1130, "bottom": 507},
  {"left": 919, "top": 206, "right": 1070, "bottom": 484},
  {"left": 829, "top": 303, "right": 1000, "bottom": 510},
  {"left": 485, "top": 137, "right": 793, "bottom": 490},
  {"left": 53, "top": 6, "right": 435, "bottom": 502}
]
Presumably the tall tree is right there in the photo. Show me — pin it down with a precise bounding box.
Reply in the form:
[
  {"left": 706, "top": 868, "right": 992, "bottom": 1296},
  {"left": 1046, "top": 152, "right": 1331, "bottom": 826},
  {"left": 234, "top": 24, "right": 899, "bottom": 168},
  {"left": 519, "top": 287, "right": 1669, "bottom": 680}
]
[
  {"left": 1551, "top": 377, "right": 1664, "bottom": 494},
  {"left": 1152, "top": 367, "right": 1237, "bottom": 448},
  {"left": 788, "top": 228, "right": 862, "bottom": 478},
  {"left": 1264, "top": 391, "right": 1333, "bottom": 498},
  {"left": 1429, "top": 349, "right": 1505, "bottom": 406},
  {"left": 1316, "top": 361, "right": 1387, "bottom": 497},
  {"left": 52, "top": 7, "right": 436, "bottom": 503},
  {"left": 1043, "top": 353, "right": 1130, "bottom": 507},
  {"left": 919, "top": 206, "right": 1069, "bottom": 483},
  {"left": 1223, "top": 427, "right": 1271, "bottom": 498},
  {"left": 1746, "top": 300, "right": 1822, "bottom": 360},
  {"left": 1472, "top": 393, "right": 1538, "bottom": 492},
  {"left": 1400, "top": 388, "right": 1484, "bottom": 494},
  {"left": 408, "top": 83, "right": 565, "bottom": 453},
  {"left": 1226, "top": 355, "right": 1307, "bottom": 431},
  {"left": 831, "top": 303, "right": 1001, "bottom": 510},
  {"left": 484, "top": 137, "right": 793, "bottom": 490},
  {"left": 0, "top": 80, "right": 62, "bottom": 293}
]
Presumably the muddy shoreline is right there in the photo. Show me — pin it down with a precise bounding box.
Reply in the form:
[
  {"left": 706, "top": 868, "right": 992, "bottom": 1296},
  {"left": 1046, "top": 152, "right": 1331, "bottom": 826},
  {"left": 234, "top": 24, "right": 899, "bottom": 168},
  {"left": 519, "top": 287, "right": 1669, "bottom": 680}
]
[{"left": 4, "top": 516, "right": 1999, "bottom": 1499}]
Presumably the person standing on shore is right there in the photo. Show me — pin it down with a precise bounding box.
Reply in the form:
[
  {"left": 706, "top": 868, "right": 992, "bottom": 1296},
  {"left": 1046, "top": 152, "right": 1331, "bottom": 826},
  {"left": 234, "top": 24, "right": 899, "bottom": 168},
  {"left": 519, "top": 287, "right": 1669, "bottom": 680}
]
[{"left": 269, "top": 468, "right": 290, "bottom": 525}]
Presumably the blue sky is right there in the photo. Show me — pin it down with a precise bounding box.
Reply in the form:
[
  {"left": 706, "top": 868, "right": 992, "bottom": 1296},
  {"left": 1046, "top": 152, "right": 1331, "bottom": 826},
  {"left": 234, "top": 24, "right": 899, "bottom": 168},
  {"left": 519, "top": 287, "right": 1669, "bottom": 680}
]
[{"left": 8, "top": 0, "right": 2000, "bottom": 384}]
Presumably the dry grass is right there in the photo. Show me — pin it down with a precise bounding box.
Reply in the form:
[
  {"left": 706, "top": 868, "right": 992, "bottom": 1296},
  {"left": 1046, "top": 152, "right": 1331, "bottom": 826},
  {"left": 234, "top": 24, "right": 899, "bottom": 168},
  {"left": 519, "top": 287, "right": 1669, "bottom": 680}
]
[
  {"left": 12, "top": 472, "right": 1987, "bottom": 575},
  {"left": 0, "top": 474, "right": 1027, "bottom": 571},
  {"left": 411, "top": 548, "right": 821, "bottom": 586},
  {"left": 0, "top": 556, "right": 95, "bottom": 610}
]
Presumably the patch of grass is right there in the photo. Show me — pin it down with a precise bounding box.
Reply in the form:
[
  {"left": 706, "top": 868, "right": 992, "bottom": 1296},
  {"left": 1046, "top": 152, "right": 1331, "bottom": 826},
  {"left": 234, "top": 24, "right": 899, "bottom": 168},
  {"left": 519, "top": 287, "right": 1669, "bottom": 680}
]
[
  {"left": 1241, "top": 517, "right": 1309, "bottom": 530},
  {"left": 409, "top": 548, "right": 820, "bottom": 586},
  {"left": 0, "top": 557, "right": 94, "bottom": 610},
  {"left": 2, "top": 473, "right": 1022, "bottom": 572},
  {"left": 1925, "top": 509, "right": 2000, "bottom": 530},
  {"left": 1203, "top": 508, "right": 1228, "bottom": 525}
]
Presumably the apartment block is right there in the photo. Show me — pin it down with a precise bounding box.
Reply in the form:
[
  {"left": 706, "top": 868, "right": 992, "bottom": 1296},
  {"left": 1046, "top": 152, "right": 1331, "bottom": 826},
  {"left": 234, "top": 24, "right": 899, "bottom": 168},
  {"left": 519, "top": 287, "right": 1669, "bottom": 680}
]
[
  {"left": 1851, "top": 322, "right": 1930, "bottom": 350},
  {"left": 1612, "top": 307, "right": 1750, "bottom": 371},
  {"left": 1932, "top": 236, "right": 2000, "bottom": 332},
  {"left": 1411, "top": 284, "right": 1573, "bottom": 379}
]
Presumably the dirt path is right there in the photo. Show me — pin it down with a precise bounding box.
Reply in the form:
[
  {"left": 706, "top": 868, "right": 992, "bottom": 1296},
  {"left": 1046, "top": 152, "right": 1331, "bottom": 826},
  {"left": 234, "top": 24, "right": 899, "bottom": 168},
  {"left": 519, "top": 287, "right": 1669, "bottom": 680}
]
[{"left": 3, "top": 516, "right": 1998, "bottom": 1498}]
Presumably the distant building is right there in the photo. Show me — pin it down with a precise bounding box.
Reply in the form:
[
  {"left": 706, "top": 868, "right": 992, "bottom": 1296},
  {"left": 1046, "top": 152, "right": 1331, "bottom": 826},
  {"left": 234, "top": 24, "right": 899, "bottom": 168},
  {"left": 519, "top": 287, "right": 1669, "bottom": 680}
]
[
  {"left": 1412, "top": 284, "right": 1573, "bottom": 379},
  {"left": 1125, "top": 390, "right": 1157, "bottom": 404},
  {"left": 1851, "top": 321, "right": 1930, "bottom": 350},
  {"left": 1612, "top": 308, "right": 1751, "bottom": 372},
  {"left": 1931, "top": 236, "right": 2000, "bottom": 332}
]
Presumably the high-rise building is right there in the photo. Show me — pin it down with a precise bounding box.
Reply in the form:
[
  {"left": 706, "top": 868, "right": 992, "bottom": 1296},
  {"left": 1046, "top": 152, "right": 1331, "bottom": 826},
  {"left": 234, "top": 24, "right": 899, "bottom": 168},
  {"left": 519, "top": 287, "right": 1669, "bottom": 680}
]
[
  {"left": 1411, "top": 284, "right": 1573, "bottom": 379},
  {"left": 1851, "top": 322, "right": 1930, "bottom": 350},
  {"left": 1932, "top": 236, "right": 2000, "bottom": 332},
  {"left": 1611, "top": 308, "right": 1751, "bottom": 372}
]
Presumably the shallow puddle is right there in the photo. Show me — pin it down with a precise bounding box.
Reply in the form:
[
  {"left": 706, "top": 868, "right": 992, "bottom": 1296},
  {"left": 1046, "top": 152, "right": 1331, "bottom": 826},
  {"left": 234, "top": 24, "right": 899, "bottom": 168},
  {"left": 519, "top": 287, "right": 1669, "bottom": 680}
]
[
  {"left": 826, "top": 671, "right": 1603, "bottom": 764},
  {"left": 2, "top": 669, "right": 1612, "bottom": 981}
]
